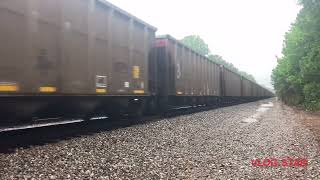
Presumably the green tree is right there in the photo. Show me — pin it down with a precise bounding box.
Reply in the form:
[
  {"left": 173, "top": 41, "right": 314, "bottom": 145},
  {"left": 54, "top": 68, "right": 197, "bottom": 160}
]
[
  {"left": 181, "top": 35, "right": 210, "bottom": 56},
  {"left": 272, "top": 0, "right": 320, "bottom": 110}
]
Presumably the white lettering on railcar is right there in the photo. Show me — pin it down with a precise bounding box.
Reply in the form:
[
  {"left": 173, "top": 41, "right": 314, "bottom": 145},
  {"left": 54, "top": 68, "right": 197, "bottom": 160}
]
[{"left": 124, "top": 82, "right": 130, "bottom": 88}]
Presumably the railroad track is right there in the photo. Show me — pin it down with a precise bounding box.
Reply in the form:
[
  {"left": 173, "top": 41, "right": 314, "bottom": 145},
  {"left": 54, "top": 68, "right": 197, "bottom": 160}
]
[
  {"left": 0, "top": 98, "right": 255, "bottom": 155},
  {"left": 0, "top": 102, "right": 234, "bottom": 152},
  {"left": 0, "top": 101, "right": 228, "bottom": 133}
]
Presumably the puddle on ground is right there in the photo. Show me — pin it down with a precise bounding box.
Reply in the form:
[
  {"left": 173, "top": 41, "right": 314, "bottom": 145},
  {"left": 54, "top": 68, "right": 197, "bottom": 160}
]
[
  {"left": 260, "top": 102, "right": 274, "bottom": 107},
  {"left": 242, "top": 102, "right": 274, "bottom": 124},
  {"left": 242, "top": 117, "right": 258, "bottom": 123},
  {"left": 256, "top": 107, "right": 270, "bottom": 112}
]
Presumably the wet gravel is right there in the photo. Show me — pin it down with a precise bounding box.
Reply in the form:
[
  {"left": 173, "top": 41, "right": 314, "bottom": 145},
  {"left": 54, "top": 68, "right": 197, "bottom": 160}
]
[{"left": 1, "top": 99, "right": 319, "bottom": 179}]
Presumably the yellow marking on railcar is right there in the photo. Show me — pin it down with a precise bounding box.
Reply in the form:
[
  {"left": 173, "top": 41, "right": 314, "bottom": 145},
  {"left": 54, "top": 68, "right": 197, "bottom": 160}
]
[
  {"left": 96, "top": 88, "right": 107, "bottom": 93},
  {"left": 0, "top": 84, "right": 19, "bottom": 92},
  {"left": 39, "top": 87, "right": 56, "bottom": 93},
  {"left": 133, "top": 66, "right": 140, "bottom": 79},
  {"left": 133, "top": 90, "right": 145, "bottom": 94}
]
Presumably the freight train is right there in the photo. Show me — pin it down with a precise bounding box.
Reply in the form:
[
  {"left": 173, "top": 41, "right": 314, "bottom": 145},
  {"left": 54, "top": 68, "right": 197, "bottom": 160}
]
[{"left": 0, "top": 0, "right": 273, "bottom": 128}]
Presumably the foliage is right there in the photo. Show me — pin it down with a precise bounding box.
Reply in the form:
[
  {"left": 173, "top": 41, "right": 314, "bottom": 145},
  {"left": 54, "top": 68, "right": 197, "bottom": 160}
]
[
  {"left": 181, "top": 35, "right": 210, "bottom": 56},
  {"left": 303, "top": 82, "right": 320, "bottom": 110},
  {"left": 272, "top": 0, "right": 320, "bottom": 110},
  {"left": 181, "top": 35, "right": 256, "bottom": 82}
]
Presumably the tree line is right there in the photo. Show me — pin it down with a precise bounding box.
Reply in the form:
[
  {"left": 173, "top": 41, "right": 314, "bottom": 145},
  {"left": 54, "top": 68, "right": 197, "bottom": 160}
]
[
  {"left": 181, "top": 35, "right": 256, "bottom": 82},
  {"left": 272, "top": 0, "right": 320, "bottom": 110}
]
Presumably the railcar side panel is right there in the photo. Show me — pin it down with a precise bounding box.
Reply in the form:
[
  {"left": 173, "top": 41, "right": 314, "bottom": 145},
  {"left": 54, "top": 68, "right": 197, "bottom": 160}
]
[
  {"left": 0, "top": 0, "right": 156, "bottom": 96},
  {"left": 242, "top": 78, "right": 253, "bottom": 97},
  {"left": 0, "top": 0, "right": 156, "bottom": 124},
  {"left": 224, "top": 68, "right": 241, "bottom": 97},
  {"left": 155, "top": 35, "right": 223, "bottom": 98}
]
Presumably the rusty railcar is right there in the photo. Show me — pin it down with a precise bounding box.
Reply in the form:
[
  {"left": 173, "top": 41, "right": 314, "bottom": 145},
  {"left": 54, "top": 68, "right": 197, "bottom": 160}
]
[
  {"left": 0, "top": 0, "right": 156, "bottom": 124},
  {"left": 0, "top": 0, "right": 274, "bottom": 129},
  {"left": 154, "top": 35, "right": 221, "bottom": 109},
  {"left": 253, "top": 83, "right": 259, "bottom": 97},
  {"left": 223, "top": 68, "right": 242, "bottom": 97},
  {"left": 242, "top": 78, "right": 253, "bottom": 97}
]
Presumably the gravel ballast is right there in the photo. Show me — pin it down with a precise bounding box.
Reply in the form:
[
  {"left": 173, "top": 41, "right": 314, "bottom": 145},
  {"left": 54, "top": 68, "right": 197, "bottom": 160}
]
[{"left": 1, "top": 99, "right": 319, "bottom": 179}]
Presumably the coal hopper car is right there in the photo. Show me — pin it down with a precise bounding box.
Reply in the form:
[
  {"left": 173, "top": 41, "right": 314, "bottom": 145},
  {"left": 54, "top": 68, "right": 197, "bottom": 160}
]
[
  {"left": 152, "top": 35, "right": 273, "bottom": 110},
  {"left": 0, "top": 0, "right": 273, "bottom": 129},
  {"left": 152, "top": 35, "right": 222, "bottom": 111},
  {"left": 0, "top": 0, "right": 156, "bottom": 126}
]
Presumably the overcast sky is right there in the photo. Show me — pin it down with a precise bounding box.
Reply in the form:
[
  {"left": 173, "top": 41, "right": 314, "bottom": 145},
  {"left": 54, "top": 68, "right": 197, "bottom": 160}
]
[{"left": 107, "top": 0, "right": 301, "bottom": 89}]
